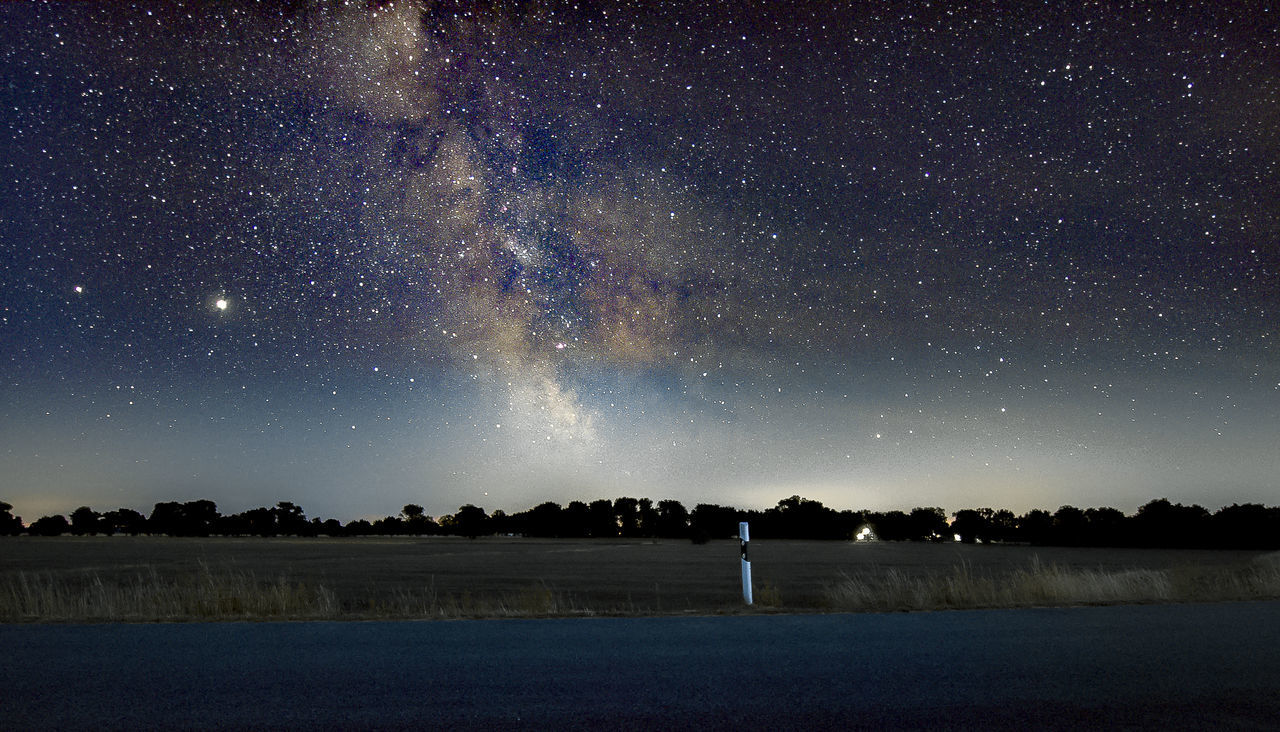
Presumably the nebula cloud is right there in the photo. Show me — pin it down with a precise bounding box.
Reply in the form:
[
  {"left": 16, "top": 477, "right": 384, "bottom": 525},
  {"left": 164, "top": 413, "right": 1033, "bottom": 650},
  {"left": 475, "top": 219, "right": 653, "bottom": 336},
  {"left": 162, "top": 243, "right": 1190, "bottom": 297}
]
[{"left": 294, "top": 1, "right": 736, "bottom": 442}]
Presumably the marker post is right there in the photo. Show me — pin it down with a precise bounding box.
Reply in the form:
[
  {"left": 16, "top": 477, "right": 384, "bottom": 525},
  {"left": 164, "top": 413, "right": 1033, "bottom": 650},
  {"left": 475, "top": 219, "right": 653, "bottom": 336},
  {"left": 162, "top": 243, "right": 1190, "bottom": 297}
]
[{"left": 740, "top": 521, "right": 753, "bottom": 605}]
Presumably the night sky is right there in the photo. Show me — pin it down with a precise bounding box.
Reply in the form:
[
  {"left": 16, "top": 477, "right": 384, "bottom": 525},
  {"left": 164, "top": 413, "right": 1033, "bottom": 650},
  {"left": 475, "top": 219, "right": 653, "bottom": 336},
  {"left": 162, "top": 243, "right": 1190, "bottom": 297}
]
[{"left": 2, "top": 1, "right": 1277, "bottom": 522}]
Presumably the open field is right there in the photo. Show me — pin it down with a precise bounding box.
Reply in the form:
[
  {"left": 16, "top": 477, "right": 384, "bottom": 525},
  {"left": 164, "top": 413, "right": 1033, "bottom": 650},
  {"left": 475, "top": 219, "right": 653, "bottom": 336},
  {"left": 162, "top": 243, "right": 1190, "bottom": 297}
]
[{"left": 2, "top": 537, "right": 1277, "bottom": 621}]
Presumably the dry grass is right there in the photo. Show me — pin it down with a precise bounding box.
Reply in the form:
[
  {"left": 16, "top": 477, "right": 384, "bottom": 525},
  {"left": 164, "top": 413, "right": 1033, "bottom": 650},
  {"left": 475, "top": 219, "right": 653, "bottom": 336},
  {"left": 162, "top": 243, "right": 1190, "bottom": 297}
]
[
  {"left": 357, "top": 581, "right": 599, "bottom": 620},
  {"left": 823, "top": 554, "right": 1280, "bottom": 612},
  {"left": 2, "top": 539, "right": 1277, "bottom": 622},
  {"left": 0, "top": 564, "right": 612, "bottom": 622},
  {"left": 0, "top": 564, "right": 340, "bottom": 622}
]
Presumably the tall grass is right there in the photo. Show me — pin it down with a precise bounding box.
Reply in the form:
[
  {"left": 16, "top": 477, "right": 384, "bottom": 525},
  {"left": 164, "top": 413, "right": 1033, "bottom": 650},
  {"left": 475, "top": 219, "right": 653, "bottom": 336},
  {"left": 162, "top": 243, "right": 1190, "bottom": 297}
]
[
  {"left": 823, "top": 554, "right": 1280, "bottom": 612},
  {"left": 0, "top": 564, "right": 340, "bottom": 622},
  {"left": 0, "top": 564, "right": 595, "bottom": 622},
  {"left": 4, "top": 554, "right": 1278, "bottom": 622}
]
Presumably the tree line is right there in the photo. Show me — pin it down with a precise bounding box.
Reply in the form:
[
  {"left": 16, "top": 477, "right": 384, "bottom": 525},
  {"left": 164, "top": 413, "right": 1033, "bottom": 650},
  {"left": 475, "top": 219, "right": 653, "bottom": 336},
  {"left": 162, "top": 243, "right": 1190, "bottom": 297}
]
[{"left": 2, "top": 495, "right": 1278, "bottom": 550}]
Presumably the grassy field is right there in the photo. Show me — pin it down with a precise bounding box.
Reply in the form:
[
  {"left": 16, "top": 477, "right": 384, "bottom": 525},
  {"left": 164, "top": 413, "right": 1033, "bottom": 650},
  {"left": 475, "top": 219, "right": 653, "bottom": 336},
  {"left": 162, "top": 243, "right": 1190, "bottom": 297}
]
[{"left": 2, "top": 536, "right": 1277, "bottom": 622}]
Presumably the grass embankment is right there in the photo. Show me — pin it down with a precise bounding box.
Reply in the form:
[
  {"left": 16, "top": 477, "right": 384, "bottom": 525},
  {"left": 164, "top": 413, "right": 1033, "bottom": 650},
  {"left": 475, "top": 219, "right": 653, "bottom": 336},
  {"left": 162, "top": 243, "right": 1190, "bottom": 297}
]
[
  {"left": 822, "top": 554, "right": 1280, "bottom": 612},
  {"left": 3, "top": 553, "right": 1278, "bottom": 622}
]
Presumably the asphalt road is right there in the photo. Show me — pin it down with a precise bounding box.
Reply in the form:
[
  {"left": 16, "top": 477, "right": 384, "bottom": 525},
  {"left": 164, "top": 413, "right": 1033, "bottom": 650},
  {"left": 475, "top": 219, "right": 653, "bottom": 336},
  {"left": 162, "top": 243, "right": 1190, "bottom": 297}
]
[{"left": 5, "top": 602, "right": 1279, "bottom": 730}]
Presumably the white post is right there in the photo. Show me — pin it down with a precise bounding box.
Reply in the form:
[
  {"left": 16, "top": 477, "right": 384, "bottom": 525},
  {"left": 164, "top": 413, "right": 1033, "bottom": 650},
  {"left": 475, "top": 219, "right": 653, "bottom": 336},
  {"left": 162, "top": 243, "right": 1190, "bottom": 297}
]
[{"left": 740, "top": 521, "right": 753, "bottom": 605}]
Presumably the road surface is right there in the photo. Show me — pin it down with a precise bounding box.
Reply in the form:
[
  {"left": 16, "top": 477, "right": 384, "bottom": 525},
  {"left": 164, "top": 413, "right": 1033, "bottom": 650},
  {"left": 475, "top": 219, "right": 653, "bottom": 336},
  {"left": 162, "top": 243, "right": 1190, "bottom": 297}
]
[{"left": 4, "top": 601, "right": 1279, "bottom": 730}]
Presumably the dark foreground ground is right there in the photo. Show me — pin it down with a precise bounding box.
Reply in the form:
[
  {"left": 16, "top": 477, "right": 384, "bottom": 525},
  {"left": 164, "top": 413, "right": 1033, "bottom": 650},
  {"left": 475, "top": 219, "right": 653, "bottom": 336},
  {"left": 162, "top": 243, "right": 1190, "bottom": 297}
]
[
  {"left": 3, "top": 536, "right": 1269, "bottom": 613},
  {"left": 4, "top": 600, "right": 1279, "bottom": 730}
]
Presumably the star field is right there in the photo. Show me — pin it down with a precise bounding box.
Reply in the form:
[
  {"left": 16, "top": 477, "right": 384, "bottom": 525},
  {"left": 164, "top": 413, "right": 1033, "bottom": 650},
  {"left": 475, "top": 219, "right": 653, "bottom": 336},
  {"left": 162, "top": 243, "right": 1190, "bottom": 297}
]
[{"left": 1, "top": 1, "right": 1276, "bottom": 520}]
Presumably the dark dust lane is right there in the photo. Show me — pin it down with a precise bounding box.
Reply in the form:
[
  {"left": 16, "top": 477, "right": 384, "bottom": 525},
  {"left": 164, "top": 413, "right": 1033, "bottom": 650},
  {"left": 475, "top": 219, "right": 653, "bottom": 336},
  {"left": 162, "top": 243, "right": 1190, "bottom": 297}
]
[{"left": 4, "top": 602, "right": 1279, "bottom": 730}]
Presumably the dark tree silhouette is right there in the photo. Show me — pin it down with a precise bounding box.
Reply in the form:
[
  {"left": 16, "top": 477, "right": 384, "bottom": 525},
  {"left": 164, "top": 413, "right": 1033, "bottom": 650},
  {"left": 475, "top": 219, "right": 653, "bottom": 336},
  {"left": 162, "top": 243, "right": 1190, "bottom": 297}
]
[
  {"left": 690, "top": 503, "right": 739, "bottom": 540},
  {"left": 184, "top": 500, "right": 220, "bottom": 536},
  {"left": 655, "top": 499, "right": 689, "bottom": 538},
  {"left": 1084, "top": 507, "right": 1127, "bottom": 546},
  {"left": 908, "top": 507, "right": 949, "bottom": 541},
  {"left": 29, "top": 514, "right": 70, "bottom": 536},
  {"left": 400, "top": 504, "right": 438, "bottom": 535},
  {"left": 587, "top": 499, "right": 617, "bottom": 537},
  {"left": 1133, "top": 498, "right": 1210, "bottom": 548},
  {"left": 345, "top": 518, "right": 374, "bottom": 536},
  {"left": 951, "top": 509, "right": 990, "bottom": 543},
  {"left": 613, "top": 497, "right": 640, "bottom": 537},
  {"left": 318, "top": 518, "right": 345, "bottom": 536},
  {"left": 147, "top": 500, "right": 221, "bottom": 536},
  {"left": 372, "top": 515, "right": 404, "bottom": 535},
  {"left": 1018, "top": 509, "right": 1053, "bottom": 545},
  {"left": 492, "top": 509, "right": 517, "bottom": 535},
  {"left": 637, "top": 498, "right": 659, "bottom": 537},
  {"left": 8, "top": 494, "right": 1279, "bottom": 549},
  {"left": 765, "top": 496, "right": 848, "bottom": 539},
  {"left": 0, "top": 501, "right": 24, "bottom": 535},
  {"left": 242, "top": 507, "right": 278, "bottom": 537},
  {"left": 273, "top": 501, "right": 308, "bottom": 535},
  {"left": 867, "top": 510, "right": 910, "bottom": 541},
  {"left": 987, "top": 509, "right": 1019, "bottom": 543},
  {"left": 103, "top": 508, "right": 147, "bottom": 536},
  {"left": 69, "top": 506, "right": 102, "bottom": 535},
  {"left": 148, "top": 502, "right": 185, "bottom": 536},
  {"left": 524, "top": 501, "right": 564, "bottom": 537},
  {"left": 562, "top": 500, "right": 591, "bottom": 537},
  {"left": 1212, "top": 503, "right": 1280, "bottom": 549},
  {"left": 1051, "top": 505, "right": 1087, "bottom": 545},
  {"left": 445, "top": 504, "right": 489, "bottom": 538}
]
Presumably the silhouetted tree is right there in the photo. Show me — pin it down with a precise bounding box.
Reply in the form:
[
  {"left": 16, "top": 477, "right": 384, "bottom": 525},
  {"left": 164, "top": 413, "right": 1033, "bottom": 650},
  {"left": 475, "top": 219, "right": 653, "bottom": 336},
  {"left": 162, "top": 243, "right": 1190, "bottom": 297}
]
[
  {"left": 1133, "top": 498, "right": 1210, "bottom": 548},
  {"left": 103, "top": 508, "right": 147, "bottom": 536},
  {"left": 490, "top": 509, "right": 517, "bottom": 535},
  {"left": 1018, "top": 509, "right": 1053, "bottom": 545},
  {"left": 183, "top": 500, "right": 220, "bottom": 537},
  {"left": 373, "top": 515, "right": 404, "bottom": 535},
  {"left": 319, "top": 518, "right": 345, "bottom": 536},
  {"left": 214, "top": 512, "right": 251, "bottom": 536},
  {"left": 345, "top": 518, "right": 374, "bottom": 536},
  {"left": 952, "top": 509, "right": 992, "bottom": 543},
  {"left": 987, "top": 509, "right": 1019, "bottom": 543},
  {"left": 1084, "top": 507, "right": 1127, "bottom": 546},
  {"left": 562, "top": 500, "right": 591, "bottom": 537},
  {"left": 868, "top": 510, "right": 912, "bottom": 541},
  {"left": 0, "top": 501, "right": 22, "bottom": 535},
  {"left": 29, "top": 514, "right": 69, "bottom": 536},
  {"left": 272, "top": 501, "right": 307, "bottom": 535},
  {"left": 147, "top": 500, "right": 220, "bottom": 536},
  {"left": 765, "top": 496, "right": 845, "bottom": 539},
  {"left": 637, "top": 498, "right": 659, "bottom": 537},
  {"left": 69, "top": 506, "right": 101, "bottom": 535},
  {"left": 22, "top": 493, "right": 1280, "bottom": 549},
  {"left": 525, "top": 501, "right": 563, "bottom": 537},
  {"left": 445, "top": 504, "right": 489, "bottom": 538},
  {"left": 655, "top": 499, "right": 689, "bottom": 538},
  {"left": 400, "top": 505, "right": 438, "bottom": 535},
  {"left": 614, "top": 497, "right": 640, "bottom": 537},
  {"left": 908, "top": 507, "right": 948, "bottom": 541},
  {"left": 148, "top": 502, "right": 185, "bottom": 536},
  {"left": 588, "top": 499, "right": 617, "bottom": 537},
  {"left": 690, "top": 503, "right": 739, "bottom": 540},
  {"left": 1212, "top": 503, "right": 1280, "bottom": 549},
  {"left": 1052, "top": 505, "right": 1088, "bottom": 545},
  {"left": 242, "top": 507, "right": 277, "bottom": 536}
]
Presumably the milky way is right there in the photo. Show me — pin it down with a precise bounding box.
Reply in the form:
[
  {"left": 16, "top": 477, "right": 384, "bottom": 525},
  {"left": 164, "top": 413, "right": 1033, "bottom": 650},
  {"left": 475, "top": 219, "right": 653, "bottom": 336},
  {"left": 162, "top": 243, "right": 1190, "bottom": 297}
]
[{"left": 1, "top": 1, "right": 1277, "bottom": 519}]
